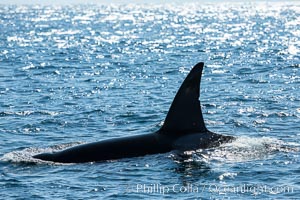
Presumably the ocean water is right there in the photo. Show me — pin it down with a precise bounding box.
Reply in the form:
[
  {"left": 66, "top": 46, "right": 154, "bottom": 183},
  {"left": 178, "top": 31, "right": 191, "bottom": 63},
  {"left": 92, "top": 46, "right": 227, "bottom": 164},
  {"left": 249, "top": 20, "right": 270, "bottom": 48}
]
[{"left": 0, "top": 2, "right": 299, "bottom": 199}]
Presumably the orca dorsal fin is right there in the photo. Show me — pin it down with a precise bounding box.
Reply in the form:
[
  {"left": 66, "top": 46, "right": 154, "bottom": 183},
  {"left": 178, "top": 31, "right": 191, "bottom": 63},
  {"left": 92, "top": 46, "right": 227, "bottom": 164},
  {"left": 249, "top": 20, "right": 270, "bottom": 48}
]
[{"left": 160, "top": 62, "right": 207, "bottom": 134}]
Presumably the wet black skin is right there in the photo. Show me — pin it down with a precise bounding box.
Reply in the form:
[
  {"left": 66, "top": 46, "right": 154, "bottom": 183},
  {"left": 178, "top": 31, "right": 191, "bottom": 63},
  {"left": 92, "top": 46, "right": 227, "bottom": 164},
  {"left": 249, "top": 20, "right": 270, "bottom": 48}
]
[
  {"left": 33, "top": 62, "right": 234, "bottom": 163},
  {"left": 33, "top": 131, "right": 232, "bottom": 163}
]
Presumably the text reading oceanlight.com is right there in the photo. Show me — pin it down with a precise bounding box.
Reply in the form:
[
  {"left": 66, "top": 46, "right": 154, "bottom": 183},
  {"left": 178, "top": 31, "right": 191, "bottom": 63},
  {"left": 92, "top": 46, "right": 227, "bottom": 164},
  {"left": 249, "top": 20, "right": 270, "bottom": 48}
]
[{"left": 126, "top": 183, "right": 294, "bottom": 196}]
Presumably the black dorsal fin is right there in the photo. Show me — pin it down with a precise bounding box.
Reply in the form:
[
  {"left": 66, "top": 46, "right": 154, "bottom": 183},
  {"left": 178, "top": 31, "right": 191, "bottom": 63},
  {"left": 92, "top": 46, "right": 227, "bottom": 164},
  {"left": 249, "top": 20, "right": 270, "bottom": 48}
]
[{"left": 160, "top": 62, "right": 207, "bottom": 134}]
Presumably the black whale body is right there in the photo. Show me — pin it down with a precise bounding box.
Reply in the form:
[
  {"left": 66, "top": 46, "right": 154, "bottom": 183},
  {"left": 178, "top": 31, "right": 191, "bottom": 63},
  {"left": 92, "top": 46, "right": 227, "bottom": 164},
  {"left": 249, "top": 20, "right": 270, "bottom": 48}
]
[{"left": 33, "top": 62, "right": 234, "bottom": 163}]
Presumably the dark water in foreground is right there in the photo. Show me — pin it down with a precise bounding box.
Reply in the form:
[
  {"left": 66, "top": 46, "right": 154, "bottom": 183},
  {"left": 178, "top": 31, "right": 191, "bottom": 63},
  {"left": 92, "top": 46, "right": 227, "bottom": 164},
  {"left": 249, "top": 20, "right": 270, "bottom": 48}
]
[{"left": 0, "top": 2, "right": 299, "bottom": 199}]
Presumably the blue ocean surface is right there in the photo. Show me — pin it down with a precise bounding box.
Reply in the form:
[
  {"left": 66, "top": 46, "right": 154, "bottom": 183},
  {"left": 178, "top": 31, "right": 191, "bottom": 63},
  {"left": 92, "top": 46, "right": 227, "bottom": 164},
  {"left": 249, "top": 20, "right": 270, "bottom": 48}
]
[{"left": 0, "top": 1, "right": 299, "bottom": 199}]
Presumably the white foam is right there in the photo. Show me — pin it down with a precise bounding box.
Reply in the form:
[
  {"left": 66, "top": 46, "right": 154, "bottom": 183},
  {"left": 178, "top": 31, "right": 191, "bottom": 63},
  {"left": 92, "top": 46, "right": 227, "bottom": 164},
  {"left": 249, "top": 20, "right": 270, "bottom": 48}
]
[
  {"left": 1, "top": 142, "right": 84, "bottom": 165},
  {"left": 195, "top": 136, "right": 299, "bottom": 163}
]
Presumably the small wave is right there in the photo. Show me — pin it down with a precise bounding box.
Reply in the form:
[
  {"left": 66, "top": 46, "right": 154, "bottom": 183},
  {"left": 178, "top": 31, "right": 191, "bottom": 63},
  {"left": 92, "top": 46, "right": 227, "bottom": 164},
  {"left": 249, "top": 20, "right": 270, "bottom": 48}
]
[
  {"left": 205, "top": 120, "right": 225, "bottom": 126},
  {"left": 0, "top": 110, "right": 60, "bottom": 117},
  {"left": 0, "top": 142, "right": 84, "bottom": 165},
  {"left": 211, "top": 69, "right": 228, "bottom": 74},
  {"left": 238, "top": 107, "right": 256, "bottom": 114},
  {"left": 259, "top": 110, "right": 293, "bottom": 118},
  {"left": 253, "top": 119, "right": 266, "bottom": 125},
  {"left": 21, "top": 63, "right": 36, "bottom": 70},
  {"left": 218, "top": 172, "right": 238, "bottom": 181}
]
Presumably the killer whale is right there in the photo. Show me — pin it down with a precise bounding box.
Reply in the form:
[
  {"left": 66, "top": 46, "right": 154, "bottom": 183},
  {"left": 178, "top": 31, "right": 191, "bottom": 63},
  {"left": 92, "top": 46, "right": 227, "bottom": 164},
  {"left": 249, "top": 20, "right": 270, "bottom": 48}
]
[{"left": 33, "top": 62, "right": 234, "bottom": 163}]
